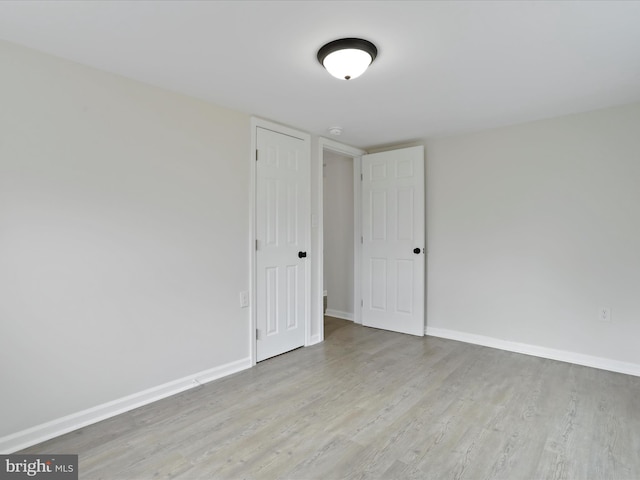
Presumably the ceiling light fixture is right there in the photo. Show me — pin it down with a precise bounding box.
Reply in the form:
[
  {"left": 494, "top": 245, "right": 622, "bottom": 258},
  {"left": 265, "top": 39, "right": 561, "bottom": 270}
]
[{"left": 317, "top": 38, "right": 378, "bottom": 81}]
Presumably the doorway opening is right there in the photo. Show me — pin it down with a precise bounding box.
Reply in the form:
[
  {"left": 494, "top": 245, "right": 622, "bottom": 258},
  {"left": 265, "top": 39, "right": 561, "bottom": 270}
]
[
  {"left": 316, "top": 138, "right": 366, "bottom": 343},
  {"left": 323, "top": 151, "right": 354, "bottom": 321}
]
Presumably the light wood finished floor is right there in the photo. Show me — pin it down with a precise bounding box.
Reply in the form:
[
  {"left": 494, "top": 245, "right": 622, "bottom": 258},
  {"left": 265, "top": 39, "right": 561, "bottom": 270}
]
[{"left": 22, "top": 317, "right": 640, "bottom": 479}]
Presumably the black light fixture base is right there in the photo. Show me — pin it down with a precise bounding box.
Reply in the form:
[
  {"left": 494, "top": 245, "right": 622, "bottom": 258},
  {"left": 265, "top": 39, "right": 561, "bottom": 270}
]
[{"left": 317, "top": 38, "right": 378, "bottom": 66}]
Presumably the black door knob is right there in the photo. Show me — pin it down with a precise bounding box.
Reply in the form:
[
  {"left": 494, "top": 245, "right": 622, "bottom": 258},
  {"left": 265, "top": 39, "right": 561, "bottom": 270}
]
[
  {"left": 413, "top": 248, "right": 421, "bottom": 254},
  {"left": 298, "top": 251, "right": 307, "bottom": 258}
]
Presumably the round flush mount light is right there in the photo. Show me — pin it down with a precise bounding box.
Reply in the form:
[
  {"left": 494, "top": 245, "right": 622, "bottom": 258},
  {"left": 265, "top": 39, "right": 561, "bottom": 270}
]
[{"left": 317, "top": 38, "right": 378, "bottom": 80}]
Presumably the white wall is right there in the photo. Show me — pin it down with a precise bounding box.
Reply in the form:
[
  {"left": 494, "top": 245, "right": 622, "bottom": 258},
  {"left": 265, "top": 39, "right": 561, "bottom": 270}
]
[
  {"left": 323, "top": 151, "right": 354, "bottom": 319},
  {"left": 0, "top": 41, "right": 251, "bottom": 440},
  {"left": 426, "top": 102, "right": 640, "bottom": 368}
]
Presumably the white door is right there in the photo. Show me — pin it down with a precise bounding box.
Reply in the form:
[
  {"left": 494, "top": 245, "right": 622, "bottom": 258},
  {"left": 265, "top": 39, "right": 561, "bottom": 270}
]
[
  {"left": 361, "top": 146, "right": 425, "bottom": 336},
  {"left": 256, "top": 127, "right": 309, "bottom": 361}
]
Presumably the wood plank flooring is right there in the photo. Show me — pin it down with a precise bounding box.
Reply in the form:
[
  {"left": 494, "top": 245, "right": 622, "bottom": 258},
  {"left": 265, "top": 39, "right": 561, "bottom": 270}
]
[{"left": 21, "top": 317, "right": 640, "bottom": 479}]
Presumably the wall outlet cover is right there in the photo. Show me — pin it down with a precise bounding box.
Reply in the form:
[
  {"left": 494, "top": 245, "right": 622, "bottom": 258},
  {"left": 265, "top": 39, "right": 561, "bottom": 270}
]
[{"left": 239, "top": 291, "right": 249, "bottom": 308}]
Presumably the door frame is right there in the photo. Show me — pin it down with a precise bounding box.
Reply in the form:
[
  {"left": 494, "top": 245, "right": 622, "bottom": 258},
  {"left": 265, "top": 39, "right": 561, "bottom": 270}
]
[
  {"left": 250, "top": 117, "right": 311, "bottom": 366},
  {"left": 316, "top": 138, "right": 366, "bottom": 338}
]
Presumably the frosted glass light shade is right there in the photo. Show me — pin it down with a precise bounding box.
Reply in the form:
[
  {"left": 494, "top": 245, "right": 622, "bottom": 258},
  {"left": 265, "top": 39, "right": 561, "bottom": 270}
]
[
  {"left": 322, "top": 49, "right": 373, "bottom": 80},
  {"left": 317, "top": 38, "right": 378, "bottom": 81}
]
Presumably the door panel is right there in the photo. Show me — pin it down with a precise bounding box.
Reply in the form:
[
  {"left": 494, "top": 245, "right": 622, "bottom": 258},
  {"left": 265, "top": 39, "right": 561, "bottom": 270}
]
[
  {"left": 361, "top": 146, "right": 424, "bottom": 336},
  {"left": 256, "top": 127, "right": 308, "bottom": 361}
]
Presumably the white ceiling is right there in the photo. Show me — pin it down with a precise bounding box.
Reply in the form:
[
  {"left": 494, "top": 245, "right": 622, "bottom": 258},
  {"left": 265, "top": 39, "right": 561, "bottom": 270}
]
[{"left": 1, "top": 0, "right": 640, "bottom": 149}]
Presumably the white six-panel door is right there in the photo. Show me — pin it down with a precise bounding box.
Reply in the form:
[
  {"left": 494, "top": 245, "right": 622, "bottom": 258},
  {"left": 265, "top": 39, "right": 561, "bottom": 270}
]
[
  {"left": 361, "top": 146, "right": 425, "bottom": 336},
  {"left": 256, "top": 127, "right": 308, "bottom": 361}
]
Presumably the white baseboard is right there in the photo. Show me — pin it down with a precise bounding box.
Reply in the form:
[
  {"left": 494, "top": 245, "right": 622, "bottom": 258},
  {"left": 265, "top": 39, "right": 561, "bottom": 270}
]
[
  {"left": 426, "top": 326, "right": 640, "bottom": 378},
  {"left": 0, "top": 357, "right": 251, "bottom": 454},
  {"left": 307, "top": 333, "right": 322, "bottom": 346},
  {"left": 325, "top": 309, "right": 354, "bottom": 321}
]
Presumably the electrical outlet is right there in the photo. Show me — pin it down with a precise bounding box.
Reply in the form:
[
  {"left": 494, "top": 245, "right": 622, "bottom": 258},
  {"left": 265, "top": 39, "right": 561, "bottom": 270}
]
[
  {"left": 599, "top": 307, "right": 611, "bottom": 323},
  {"left": 239, "top": 291, "right": 249, "bottom": 308}
]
